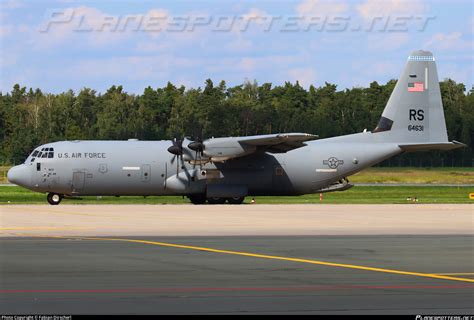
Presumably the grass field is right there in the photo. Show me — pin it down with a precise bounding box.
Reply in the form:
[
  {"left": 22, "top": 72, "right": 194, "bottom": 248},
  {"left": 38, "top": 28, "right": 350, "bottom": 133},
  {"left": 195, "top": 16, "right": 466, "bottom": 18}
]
[
  {"left": 350, "top": 167, "right": 474, "bottom": 184},
  {"left": 1, "top": 166, "right": 473, "bottom": 184},
  {"left": 0, "top": 186, "right": 472, "bottom": 205}
]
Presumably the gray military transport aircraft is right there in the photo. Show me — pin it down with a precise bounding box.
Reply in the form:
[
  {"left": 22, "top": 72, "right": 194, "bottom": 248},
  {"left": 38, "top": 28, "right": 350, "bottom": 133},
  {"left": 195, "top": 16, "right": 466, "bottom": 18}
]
[{"left": 7, "top": 50, "right": 465, "bottom": 205}]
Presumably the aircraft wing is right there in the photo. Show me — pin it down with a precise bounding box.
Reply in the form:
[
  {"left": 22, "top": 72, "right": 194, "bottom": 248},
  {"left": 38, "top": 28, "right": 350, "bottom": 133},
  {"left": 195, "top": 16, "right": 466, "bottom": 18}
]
[
  {"left": 238, "top": 133, "right": 318, "bottom": 153},
  {"left": 202, "top": 133, "right": 318, "bottom": 161}
]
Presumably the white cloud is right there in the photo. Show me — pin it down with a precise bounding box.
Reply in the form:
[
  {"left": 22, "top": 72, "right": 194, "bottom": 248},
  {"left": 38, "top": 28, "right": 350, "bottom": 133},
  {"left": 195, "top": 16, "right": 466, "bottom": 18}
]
[
  {"left": 230, "top": 7, "right": 273, "bottom": 33},
  {"left": 66, "top": 55, "right": 199, "bottom": 82},
  {"left": 438, "top": 62, "right": 473, "bottom": 87},
  {"left": 296, "top": 0, "right": 349, "bottom": 16},
  {"left": 1, "top": 0, "right": 25, "bottom": 10},
  {"left": 288, "top": 67, "right": 316, "bottom": 87},
  {"left": 367, "top": 33, "right": 409, "bottom": 50},
  {"left": 0, "top": 25, "right": 13, "bottom": 37},
  {"left": 225, "top": 35, "right": 253, "bottom": 52},
  {"left": 34, "top": 6, "right": 170, "bottom": 50},
  {"left": 356, "top": 0, "right": 426, "bottom": 20},
  {"left": 424, "top": 32, "right": 473, "bottom": 51},
  {"left": 241, "top": 8, "right": 269, "bottom": 23}
]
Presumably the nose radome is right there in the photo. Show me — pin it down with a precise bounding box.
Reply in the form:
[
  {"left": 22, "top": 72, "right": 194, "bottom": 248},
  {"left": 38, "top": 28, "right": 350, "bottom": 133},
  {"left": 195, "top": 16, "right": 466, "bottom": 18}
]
[{"left": 7, "top": 165, "right": 30, "bottom": 187}]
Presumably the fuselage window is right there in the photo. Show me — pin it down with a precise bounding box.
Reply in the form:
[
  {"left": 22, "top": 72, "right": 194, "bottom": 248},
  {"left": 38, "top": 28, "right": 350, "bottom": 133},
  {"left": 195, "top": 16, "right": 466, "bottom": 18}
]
[{"left": 37, "top": 163, "right": 41, "bottom": 171}]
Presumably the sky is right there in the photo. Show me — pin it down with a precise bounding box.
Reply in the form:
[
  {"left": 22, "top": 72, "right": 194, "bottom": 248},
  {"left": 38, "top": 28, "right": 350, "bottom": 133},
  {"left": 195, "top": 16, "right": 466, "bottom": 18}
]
[{"left": 0, "top": 0, "right": 473, "bottom": 94}]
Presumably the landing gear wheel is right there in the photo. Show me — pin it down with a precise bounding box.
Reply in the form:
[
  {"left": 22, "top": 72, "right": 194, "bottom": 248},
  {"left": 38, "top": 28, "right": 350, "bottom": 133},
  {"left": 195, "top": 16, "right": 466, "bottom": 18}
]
[
  {"left": 207, "top": 197, "right": 226, "bottom": 204},
  {"left": 47, "top": 193, "right": 63, "bottom": 205},
  {"left": 227, "top": 196, "right": 245, "bottom": 205},
  {"left": 188, "top": 194, "right": 207, "bottom": 205}
]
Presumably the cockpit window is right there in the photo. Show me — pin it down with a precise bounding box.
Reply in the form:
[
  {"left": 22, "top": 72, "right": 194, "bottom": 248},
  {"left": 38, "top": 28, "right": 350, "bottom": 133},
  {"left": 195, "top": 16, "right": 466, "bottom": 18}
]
[{"left": 30, "top": 147, "right": 54, "bottom": 162}]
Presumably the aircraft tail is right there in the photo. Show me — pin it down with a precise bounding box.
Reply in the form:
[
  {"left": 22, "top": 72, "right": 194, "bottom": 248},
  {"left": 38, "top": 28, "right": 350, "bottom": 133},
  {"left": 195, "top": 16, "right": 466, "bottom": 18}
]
[{"left": 373, "top": 50, "right": 464, "bottom": 151}]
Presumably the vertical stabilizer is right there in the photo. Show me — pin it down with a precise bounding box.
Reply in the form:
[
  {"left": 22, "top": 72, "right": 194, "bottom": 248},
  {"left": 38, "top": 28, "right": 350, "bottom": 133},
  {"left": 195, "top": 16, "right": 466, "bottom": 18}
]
[{"left": 374, "top": 50, "right": 449, "bottom": 144}]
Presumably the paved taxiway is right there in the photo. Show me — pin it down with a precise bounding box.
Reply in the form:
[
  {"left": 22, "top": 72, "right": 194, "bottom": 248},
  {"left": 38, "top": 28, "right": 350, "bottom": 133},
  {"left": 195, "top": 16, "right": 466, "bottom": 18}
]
[
  {"left": 1, "top": 204, "right": 473, "bottom": 314},
  {"left": 1, "top": 204, "right": 473, "bottom": 236}
]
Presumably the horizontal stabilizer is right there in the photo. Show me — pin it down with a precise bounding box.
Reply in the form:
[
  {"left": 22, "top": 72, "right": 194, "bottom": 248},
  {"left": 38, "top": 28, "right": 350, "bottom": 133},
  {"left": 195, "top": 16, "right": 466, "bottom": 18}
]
[{"left": 399, "top": 140, "right": 466, "bottom": 152}]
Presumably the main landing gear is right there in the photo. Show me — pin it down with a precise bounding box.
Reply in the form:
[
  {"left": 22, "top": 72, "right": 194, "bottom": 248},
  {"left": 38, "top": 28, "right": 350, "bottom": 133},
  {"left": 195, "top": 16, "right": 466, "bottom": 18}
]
[
  {"left": 227, "top": 196, "right": 245, "bottom": 205},
  {"left": 187, "top": 195, "right": 245, "bottom": 205},
  {"left": 47, "top": 192, "right": 63, "bottom": 205}
]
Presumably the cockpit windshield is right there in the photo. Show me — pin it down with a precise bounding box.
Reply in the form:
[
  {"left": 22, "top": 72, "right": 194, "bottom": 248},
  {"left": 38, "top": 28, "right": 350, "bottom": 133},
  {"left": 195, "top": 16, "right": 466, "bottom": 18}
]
[{"left": 29, "top": 147, "right": 54, "bottom": 162}]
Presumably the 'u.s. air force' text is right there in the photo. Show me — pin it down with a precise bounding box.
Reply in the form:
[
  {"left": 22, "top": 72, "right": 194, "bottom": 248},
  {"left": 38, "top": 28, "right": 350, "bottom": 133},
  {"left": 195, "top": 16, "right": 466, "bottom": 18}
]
[{"left": 57, "top": 152, "right": 106, "bottom": 159}]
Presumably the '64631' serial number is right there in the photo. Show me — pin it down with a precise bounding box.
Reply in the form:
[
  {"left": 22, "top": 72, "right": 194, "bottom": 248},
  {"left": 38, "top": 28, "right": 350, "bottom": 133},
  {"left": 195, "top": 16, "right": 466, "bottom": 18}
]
[{"left": 408, "top": 125, "right": 424, "bottom": 132}]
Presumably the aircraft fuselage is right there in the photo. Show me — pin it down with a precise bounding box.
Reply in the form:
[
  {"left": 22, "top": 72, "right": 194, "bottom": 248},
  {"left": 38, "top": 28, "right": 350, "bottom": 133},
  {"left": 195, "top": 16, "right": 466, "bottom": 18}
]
[{"left": 8, "top": 133, "right": 402, "bottom": 199}]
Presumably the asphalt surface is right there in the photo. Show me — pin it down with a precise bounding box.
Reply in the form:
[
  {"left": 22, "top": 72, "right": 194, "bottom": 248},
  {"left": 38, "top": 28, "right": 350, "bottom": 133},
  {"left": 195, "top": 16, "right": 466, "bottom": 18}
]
[{"left": 1, "top": 235, "right": 473, "bottom": 314}]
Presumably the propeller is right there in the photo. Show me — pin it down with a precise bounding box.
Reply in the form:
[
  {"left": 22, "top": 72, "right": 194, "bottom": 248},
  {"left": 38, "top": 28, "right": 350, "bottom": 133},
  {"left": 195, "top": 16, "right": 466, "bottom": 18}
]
[
  {"left": 167, "top": 136, "right": 184, "bottom": 175},
  {"left": 188, "top": 130, "right": 206, "bottom": 169}
]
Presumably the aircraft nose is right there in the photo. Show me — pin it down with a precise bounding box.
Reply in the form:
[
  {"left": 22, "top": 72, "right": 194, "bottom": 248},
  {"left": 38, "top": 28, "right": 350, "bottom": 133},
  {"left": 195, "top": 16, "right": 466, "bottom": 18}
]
[{"left": 7, "top": 164, "right": 30, "bottom": 187}]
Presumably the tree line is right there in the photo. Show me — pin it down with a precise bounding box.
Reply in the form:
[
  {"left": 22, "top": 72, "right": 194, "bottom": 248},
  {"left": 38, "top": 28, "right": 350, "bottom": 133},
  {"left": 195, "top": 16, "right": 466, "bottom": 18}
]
[{"left": 0, "top": 79, "right": 472, "bottom": 166}]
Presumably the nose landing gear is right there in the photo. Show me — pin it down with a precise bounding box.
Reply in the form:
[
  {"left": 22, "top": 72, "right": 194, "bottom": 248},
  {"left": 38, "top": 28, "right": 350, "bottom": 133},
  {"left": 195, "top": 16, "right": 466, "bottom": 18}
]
[{"left": 47, "top": 193, "right": 63, "bottom": 205}]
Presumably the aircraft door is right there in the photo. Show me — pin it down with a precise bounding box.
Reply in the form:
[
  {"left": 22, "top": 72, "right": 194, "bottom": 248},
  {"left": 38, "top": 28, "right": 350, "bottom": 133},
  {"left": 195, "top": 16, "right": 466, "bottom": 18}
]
[
  {"left": 141, "top": 164, "right": 151, "bottom": 182},
  {"left": 32, "top": 162, "right": 45, "bottom": 186},
  {"left": 72, "top": 171, "right": 85, "bottom": 193}
]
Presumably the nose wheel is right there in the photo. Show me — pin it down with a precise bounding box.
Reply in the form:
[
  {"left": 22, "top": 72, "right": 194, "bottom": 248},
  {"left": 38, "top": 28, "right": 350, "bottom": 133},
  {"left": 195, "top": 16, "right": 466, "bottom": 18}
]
[{"left": 47, "top": 193, "right": 63, "bottom": 205}]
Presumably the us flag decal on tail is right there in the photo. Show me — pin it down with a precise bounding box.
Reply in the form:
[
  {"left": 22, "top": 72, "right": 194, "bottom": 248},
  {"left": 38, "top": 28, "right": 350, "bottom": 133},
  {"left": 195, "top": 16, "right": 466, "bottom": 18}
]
[{"left": 408, "top": 82, "right": 424, "bottom": 92}]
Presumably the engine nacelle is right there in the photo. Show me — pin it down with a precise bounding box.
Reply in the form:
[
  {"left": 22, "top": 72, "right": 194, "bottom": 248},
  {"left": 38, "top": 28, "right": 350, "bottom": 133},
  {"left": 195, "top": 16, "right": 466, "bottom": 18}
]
[{"left": 165, "top": 170, "right": 206, "bottom": 193}]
